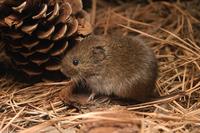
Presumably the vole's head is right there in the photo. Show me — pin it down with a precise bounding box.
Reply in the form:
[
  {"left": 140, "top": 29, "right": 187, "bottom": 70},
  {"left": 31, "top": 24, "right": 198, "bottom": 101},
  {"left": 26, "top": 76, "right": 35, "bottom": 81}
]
[{"left": 61, "top": 35, "right": 107, "bottom": 80}]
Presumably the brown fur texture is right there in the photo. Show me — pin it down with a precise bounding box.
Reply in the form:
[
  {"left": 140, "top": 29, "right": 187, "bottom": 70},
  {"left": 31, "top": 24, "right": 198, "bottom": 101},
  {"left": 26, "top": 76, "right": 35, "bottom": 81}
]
[{"left": 61, "top": 35, "right": 158, "bottom": 101}]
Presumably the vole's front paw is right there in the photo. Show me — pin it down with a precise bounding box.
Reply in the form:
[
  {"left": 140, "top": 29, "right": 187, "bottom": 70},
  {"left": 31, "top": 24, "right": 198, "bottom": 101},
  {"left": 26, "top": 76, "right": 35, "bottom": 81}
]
[
  {"left": 59, "top": 87, "right": 77, "bottom": 104},
  {"left": 87, "top": 92, "right": 96, "bottom": 102}
]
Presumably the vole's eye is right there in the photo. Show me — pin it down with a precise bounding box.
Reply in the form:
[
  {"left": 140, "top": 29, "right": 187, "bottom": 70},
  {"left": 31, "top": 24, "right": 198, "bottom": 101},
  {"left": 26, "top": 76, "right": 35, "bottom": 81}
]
[{"left": 72, "top": 59, "right": 79, "bottom": 66}]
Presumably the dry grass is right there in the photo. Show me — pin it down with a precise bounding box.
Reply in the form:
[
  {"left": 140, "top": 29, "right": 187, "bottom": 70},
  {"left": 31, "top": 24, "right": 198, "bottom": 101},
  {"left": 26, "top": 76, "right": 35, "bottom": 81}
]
[{"left": 0, "top": 0, "right": 200, "bottom": 132}]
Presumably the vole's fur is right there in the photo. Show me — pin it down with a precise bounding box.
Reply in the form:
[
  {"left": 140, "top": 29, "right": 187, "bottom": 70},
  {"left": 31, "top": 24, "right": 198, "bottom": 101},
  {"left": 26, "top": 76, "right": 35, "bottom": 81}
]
[{"left": 61, "top": 35, "right": 158, "bottom": 101}]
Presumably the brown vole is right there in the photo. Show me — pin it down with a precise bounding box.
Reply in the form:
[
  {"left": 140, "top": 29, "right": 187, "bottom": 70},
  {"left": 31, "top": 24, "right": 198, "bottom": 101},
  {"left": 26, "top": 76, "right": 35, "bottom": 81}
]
[{"left": 60, "top": 35, "right": 158, "bottom": 101}]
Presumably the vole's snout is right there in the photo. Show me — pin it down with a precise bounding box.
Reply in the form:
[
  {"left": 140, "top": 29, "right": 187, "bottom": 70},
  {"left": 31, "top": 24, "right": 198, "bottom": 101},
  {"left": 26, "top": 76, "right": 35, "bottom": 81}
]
[
  {"left": 60, "top": 67, "right": 68, "bottom": 77},
  {"left": 60, "top": 63, "right": 79, "bottom": 78}
]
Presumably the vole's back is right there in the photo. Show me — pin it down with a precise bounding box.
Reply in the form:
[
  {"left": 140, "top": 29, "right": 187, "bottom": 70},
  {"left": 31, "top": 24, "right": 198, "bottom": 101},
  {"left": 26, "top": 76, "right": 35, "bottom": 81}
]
[{"left": 87, "top": 35, "right": 158, "bottom": 101}]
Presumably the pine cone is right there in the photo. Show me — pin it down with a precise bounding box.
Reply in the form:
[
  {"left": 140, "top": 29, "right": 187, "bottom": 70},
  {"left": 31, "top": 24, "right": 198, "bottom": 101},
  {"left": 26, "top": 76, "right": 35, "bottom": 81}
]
[{"left": 0, "top": 0, "right": 92, "bottom": 82}]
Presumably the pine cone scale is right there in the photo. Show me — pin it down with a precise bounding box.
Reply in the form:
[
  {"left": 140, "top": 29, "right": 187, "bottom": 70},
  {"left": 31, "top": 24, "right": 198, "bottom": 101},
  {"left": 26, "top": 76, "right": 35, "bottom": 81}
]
[
  {"left": 21, "top": 23, "right": 38, "bottom": 35},
  {"left": 36, "top": 25, "right": 55, "bottom": 39},
  {"left": 20, "top": 48, "right": 34, "bottom": 57},
  {"left": 46, "top": 3, "right": 59, "bottom": 21},
  {"left": 55, "top": 3, "right": 72, "bottom": 24},
  {"left": 22, "top": 63, "right": 43, "bottom": 76},
  {"left": 4, "top": 15, "right": 23, "bottom": 28},
  {"left": 52, "top": 24, "right": 67, "bottom": 41},
  {"left": 22, "top": 39, "right": 40, "bottom": 49},
  {"left": 11, "top": 52, "right": 28, "bottom": 65},
  {"left": 30, "top": 53, "right": 49, "bottom": 65},
  {"left": 45, "top": 62, "right": 61, "bottom": 71},
  {"left": 66, "top": 18, "right": 78, "bottom": 36},
  {"left": 9, "top": 41, "right": 23, "bottom": 49},
  {"left": 32, "top": 4, "right": 48, "bottom": 20},
  {"left": 35, "top": 42, "right": 54, "bottom": 53},
  {"left": 12, "top": 1, "right": 27, "bottom": 13},
  {"left": 50, "top": 41, "right": 68, "bottom": 56},
  {"left": 5, "top": 31, "right": 24, "bottom": 39}
]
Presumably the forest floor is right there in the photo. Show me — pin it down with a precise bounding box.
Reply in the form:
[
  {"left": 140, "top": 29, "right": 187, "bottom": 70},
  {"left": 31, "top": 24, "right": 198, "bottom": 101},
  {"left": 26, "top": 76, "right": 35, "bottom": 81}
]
[{"left": 0, "top": 0, "right": 200, "bottom": 133}]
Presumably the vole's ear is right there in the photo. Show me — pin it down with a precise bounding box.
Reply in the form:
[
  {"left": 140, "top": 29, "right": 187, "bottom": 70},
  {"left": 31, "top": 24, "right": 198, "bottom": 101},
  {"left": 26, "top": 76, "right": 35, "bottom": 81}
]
[{"left": 92, "top": 46, "right": 106, "bottom": 63}]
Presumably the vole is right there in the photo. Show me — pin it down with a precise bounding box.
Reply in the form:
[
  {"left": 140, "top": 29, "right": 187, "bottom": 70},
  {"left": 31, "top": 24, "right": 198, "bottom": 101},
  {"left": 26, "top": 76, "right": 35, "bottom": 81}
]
[{"left": 60, "top": 35, "right": 158, "bottom": 102}]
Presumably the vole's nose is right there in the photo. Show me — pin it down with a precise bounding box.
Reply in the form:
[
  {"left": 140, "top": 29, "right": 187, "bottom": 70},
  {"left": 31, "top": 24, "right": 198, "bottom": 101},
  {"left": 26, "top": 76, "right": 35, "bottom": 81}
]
[{"left": 60, "top": 65, "right": 78, "bottom": 78}]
